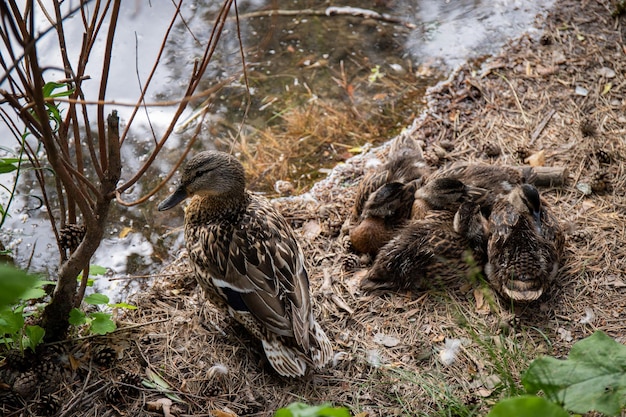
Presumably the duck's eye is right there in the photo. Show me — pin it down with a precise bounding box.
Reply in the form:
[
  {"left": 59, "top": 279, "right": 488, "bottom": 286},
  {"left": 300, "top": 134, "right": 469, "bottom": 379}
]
[{"left": 193, "top": 169, "right": 210, "bottom": 181}]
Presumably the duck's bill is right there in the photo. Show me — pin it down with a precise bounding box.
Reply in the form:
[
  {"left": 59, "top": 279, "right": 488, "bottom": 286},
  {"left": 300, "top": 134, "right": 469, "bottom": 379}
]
[{"left": 158, "top": 186, "right": 188, "bottom": 211}]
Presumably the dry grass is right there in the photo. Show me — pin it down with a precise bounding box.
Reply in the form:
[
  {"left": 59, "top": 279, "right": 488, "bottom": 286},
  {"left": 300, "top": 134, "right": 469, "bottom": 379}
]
[{"left": 4, "top": 0, "right": 626, "bottom": 416}]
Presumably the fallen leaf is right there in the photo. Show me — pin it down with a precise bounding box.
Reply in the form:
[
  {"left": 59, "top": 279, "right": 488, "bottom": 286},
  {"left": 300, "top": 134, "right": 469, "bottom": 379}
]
[
  {"left": 474, "top": 288, "right": 490, "bottom": 314},
  {"left": 301, "top": 220, "right": 322, "bottom": 240},
  {"left": 477, "top": 387, "right": 494, "bottom": 397},
  {"left": 210, "top": 410, "right": 238, "bottom": 417},
  {"left": 119, "top": 226, "right": 133, "bottom": 239},
  {"left": 601, "top": 83, "right": 612, "bottom": 95},
  {"left": 597, "top": 67, "right": 616, "bottom": 78},
  {"left": 576, "top": 182, "right": 592, "bottom": 195},
  {"left": 373, "top": 332, "right": 400, "bottom": 348},
  {"left": 524, "top": 150, "right": 545, "bottom": 167}
]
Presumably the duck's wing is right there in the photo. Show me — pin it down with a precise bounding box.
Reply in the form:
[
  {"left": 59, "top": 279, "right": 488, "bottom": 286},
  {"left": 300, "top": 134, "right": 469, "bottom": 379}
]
[
  {"left": 539, "top": 201, "right": 565, "bottom": 256},
  {"left": 193, "top": 197, "right": 311, "bottom": 351}
]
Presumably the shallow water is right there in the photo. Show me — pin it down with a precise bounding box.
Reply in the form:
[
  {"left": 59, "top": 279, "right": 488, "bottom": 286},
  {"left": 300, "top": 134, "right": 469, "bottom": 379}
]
[{"left": 0, "top": 0, "right": 552, "bottom": 301}]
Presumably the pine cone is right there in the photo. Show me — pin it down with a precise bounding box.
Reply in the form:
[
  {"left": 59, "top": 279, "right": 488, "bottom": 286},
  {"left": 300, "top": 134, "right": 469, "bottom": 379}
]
[
  {"left": 423, "top": 150, "right": 440, "bottom": 167},
  {"left": 595, "top": 149, "right": 612, "bottom": 165},
  {"left": 34, "top": 394, "right": 62, "bottom": 416},
  {"left": 119, "top": 371, "right": 142, "bottom": 396},
  {"left": 515, "top": 146, "right": 530, "bottom": 162},
  {"left": 342, "top": 253, "right": 361, "bottom": 271},
  {"left": 0, "top": 387, "right": 23, "bottom": 408},
  {"left": 92, "top": 344, "right": 118, "bottom": 366},
  {"left": 12, "top": 370, "right": 39, "bottom": 399},
  {"left": 105, "top": 372, "right": 142, "bottom": 402},
  {"left": 104, "top": 383, "right": 123, "bottom": 403},
  {"left": 34, "top": 360, "right": 65, "bottom": 390},
  {"left": 59, "top": 224, "right": 86, "bottom": 252},
  {"left": 590, "top": 171, "right": 610, "bottom": 194},
  {"left": 482, "top": 142, "right": 501, "bottom": 157},
  {"left": 570, "top": 230, "right": 591, "bottom": 242},
  {"left": 4, "top": 349, "right": 36, "bottom": 372}
]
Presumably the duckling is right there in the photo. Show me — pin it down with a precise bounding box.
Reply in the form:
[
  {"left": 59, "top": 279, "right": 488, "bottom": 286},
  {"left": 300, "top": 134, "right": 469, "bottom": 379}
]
[
  {"left": 349, "top": 180, "right": 418, "bottom": 255},
  {"left": 158, "top": 151, "right": 333, "bottom": 377},
  {"left": 352, "top": 153, "right": 429, "bottom": 222},
  {"left": 348, "top": 142, "right": 430, "bottom": 255},
  {"left": 485, "top": 184, "right": 564, "bottom": 302},
  {"left": 411, "top": 177, "right": 487, "bottom": 220},
  {"left": 433, "top": 162, "right": 536, "bottom": 216},
  {"left": 361, "top": 178, "right": 487, "bottom": 291},
  {"left": 360, "top": 200, "right": 488, "bottom": 292}
]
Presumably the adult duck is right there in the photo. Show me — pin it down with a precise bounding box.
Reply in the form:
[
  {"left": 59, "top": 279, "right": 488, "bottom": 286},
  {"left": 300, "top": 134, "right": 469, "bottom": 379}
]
[{"left": 158, "top": 151, "right": 333, "bottom": 377}]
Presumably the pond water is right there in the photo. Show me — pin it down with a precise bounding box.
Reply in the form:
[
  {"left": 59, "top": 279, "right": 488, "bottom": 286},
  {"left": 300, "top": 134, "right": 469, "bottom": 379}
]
[{"left": 0, "top": 0, "right": 553, "bottom": 301}]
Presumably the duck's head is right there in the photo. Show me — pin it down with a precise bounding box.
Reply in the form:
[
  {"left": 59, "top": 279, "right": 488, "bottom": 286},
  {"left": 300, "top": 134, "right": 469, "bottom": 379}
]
[
  {"left": 363, "top": 181, "right": 417, "bottom": 220},
  {"left": 415, "top": 177, "right": 486, "bottom": 211},
  {"left": 158, "top": 151, "right": 246, "bottom": 211},
  {"left": 509, "top": 183, "right": 542, "bottom": 225}
]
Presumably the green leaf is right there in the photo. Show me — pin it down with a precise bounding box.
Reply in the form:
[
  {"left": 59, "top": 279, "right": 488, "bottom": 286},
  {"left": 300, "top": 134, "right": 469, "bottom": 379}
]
[
  {"left": 0, "top": 265, "right": 39, "bottom": 307},
  {"left": 88, "top": 312, "right": 116, "bottom": 335},
  {"left": 0, "top": 162, "right": 18, "bottom": 174},
  {"left": 89, "top": 265, "right": 107, "bottom": 276},
  {"left": 0, "top": 308, "right": 25, "bottom": 334},
  {"left": 145, "top": 369, "right": 186, "bottom": 403},
  {"left": 110, "top": 302, "right": 137, "bottom": 310},
  {"left": 69, "top": 308, "right": 87, "bottom": 326},
  {"left": 84, "top": 293, "right": 109, "bottom": 305},
  {"left": 23, "top": 325, "right": 45, "bottom": 351},
  {"left": 487, "top": 396, "right": 570, "bottom": 417},
  {"left": 274, "top": 403, "right": 351, "bottom": 417},
  {"left": 19, "top": 287, "right": 46, "bottom": 301},
  {"left": 523, "top": 331, "right": 626, "bottom": 416},
  {"left": 42, "top": 81, "right": 68, "bottom": 97}
]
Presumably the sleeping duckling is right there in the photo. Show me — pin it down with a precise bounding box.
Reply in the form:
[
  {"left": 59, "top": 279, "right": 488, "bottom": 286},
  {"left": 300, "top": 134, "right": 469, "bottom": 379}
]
[
  {"left": 352, "top": 153, "right": 429, "bottom": 223},
  {"left": 349, "top": 180, "right": 418, "bottom": 255},
  {"left": 348, "top": 142, "right": 430, "bottom": 255},
  {"left": 360, "top": 199, "right": 488, "bottom": 292},
  {"left": 158, "top": 151, "right": 333, "bottom": 377},
  {"left": 411, "top": 177, "right": 487, "bottom": 220},
  {"left": 485, "top": 184, "right": 564, "bottom": 302}
]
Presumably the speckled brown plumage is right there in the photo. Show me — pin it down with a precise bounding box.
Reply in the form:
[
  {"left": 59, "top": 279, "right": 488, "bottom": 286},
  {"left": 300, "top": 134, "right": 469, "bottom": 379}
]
[
  {"left": 348, "top": 143, "right": 430, "bottom": 255},
  {"left": 411, "top": 177, "right": 487, "bottom": 220},
  {"left": 430, "top": 162, "right": 535, "bottom": 216},
  {"left": 360, "top": 177, "right": 488, "bottom": 292},
  {"left": 349, "top": 180, "right": 418, "bottom": 255},
  {"left": 361, "top": 200, "right": 487, "bottom": 292},
  {"left": 485, "top": 184, "right": 564, "bottom": 302},
  {"left": 158, "top": 151, "right": 332, "bottom": 377}
]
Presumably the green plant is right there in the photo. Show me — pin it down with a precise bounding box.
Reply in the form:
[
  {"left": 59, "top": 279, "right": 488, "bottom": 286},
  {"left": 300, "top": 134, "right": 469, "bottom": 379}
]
[
  {"left": 68, "top": 292, "right": 136, "bottom": 335},
  {"left": 487, "top": 395, "right": 569, "bottom": 417},
  {"left": 68, "top": 265, "right": 136, "bottom": 335},
  {"left": 274, "top": 402, "right": 351, "bottom": 417},
  {"left": 0, "top": 265, "right": 48, "bottom": 352},
  {"left": 488, "top": 331, "right": 626, "bottom": 417},
  {"left": 0, "top": 149, "right": 25, "bottom": 231}
]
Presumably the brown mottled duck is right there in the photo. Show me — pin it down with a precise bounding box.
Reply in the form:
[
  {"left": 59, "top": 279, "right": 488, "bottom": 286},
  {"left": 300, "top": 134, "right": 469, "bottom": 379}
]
[
  {"left": 158, "top": 151, "right": 333, "bottom": 377},
  {"left": 485, "top": 184, "right": 564, "bottom": 302}
]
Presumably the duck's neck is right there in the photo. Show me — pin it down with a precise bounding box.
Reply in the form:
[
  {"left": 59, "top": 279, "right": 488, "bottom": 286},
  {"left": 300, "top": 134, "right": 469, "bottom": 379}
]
[{"left": 186, "top": 190, "right": 248, "bottom": 224}]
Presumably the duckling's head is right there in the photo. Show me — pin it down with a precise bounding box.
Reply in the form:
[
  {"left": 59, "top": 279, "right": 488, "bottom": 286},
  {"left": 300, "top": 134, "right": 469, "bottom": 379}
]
[
  {"left": 415, "top": 177, "right": 486, "bottom": 211},
  {"left": 158, "top": 151, "right": 246, "bottom": 211},
  {"left": 362, "top": 181, "right": 417, "bottom": 220},
  {"left": 509, "top": 184, "right": 542, "bottom": 224}
]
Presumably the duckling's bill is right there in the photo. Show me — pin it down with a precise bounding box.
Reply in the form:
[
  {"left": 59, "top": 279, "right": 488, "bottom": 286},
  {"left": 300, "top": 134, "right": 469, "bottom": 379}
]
[{"left": 158, "top": 186, "right": 188, "bottom": 211}]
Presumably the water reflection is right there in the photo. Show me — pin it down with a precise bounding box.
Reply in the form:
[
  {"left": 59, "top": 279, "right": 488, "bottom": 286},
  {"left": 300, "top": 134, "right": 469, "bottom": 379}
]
[{"left": 0, "top": 0, "right": 552, "bottom": 301}]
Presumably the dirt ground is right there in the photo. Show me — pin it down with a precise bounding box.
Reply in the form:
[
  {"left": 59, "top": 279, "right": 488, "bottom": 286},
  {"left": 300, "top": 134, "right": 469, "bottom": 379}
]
[{"left": 3, "top": 0, "right": 626, "bottom": 415}]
